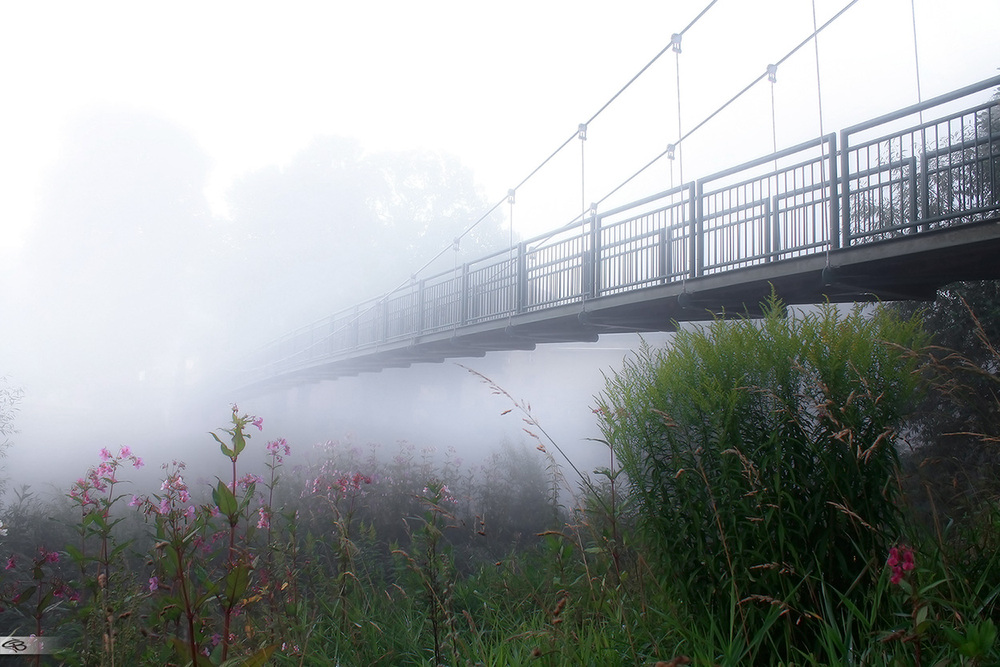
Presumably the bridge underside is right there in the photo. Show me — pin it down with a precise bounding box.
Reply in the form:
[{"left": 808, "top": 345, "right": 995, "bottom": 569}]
[{"left": 252, "top": 219, "right": 1000, "bottom": 390}]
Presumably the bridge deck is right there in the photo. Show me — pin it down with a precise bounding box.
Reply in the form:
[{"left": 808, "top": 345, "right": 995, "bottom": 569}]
[{"left": 242, "top": 76, "right": 1000, "bottom": 392}]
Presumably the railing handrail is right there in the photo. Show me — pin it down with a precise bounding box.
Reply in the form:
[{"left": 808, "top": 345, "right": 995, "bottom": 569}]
[{"left": 248, "top": 77, "right": 1000, "bottom": 381}]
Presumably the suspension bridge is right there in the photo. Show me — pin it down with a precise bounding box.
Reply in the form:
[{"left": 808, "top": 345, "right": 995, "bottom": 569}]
[{"left": 240, "top": 5, "right": 1000, "bottom": 393}]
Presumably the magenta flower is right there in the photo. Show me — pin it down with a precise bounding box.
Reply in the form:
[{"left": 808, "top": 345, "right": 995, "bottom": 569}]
[
  {"left": 887, "top": 545, "right": 915, "bottom": 585},
  {"left": 149, "top": 576, "right": 159, "bottom": 592},
  {"left": 252, "top": 416, "right": 264, "bottom": 431},
  {"left": 5, "top": 555, "right": 15, "bottom": 571}
]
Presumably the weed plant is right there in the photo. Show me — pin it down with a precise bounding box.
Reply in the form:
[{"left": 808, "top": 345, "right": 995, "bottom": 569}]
[{"left": 0, "top": 300, "right": 998, "bottom": 664}]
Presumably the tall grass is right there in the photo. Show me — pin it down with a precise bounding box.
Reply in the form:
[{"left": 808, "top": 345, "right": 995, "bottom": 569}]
[{"left": 0, "top": 301, "right": 999, "bottom": 664}]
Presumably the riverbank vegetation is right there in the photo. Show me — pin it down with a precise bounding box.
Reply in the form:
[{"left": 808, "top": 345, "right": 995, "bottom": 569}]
[{"left": 1, "top": 293, "right": 998, "bottom": 665}]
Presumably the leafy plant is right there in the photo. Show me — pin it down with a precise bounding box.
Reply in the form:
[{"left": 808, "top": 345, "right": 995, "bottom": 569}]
[{"left": 595, "top": 297, "right": 929, "bottom": 661}]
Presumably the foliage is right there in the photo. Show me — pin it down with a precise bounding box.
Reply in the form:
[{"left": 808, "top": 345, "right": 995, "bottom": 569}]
[
  {"left": 0, "top": 377, "right": 23, "bottom": 500},
  {"left": 892, "top": 280, "right": 1000, "bottom": 526},
  {"left": 3, "top": 334, "right": 1000, "bottom": 664},
  {"left": 595, "top": 297, "right": 930, "bottom": 660}
]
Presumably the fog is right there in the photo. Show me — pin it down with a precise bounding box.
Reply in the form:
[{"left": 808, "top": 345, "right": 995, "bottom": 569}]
[
  {"left": 0, "top": 107, "right": 658, "bottom": 495},
  {"left": 0, "top": 0, "right": 997, "bottom": 497}
]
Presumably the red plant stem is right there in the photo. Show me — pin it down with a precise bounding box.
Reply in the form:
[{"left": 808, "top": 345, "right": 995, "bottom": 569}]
[
  {"left": 222, "top": 455, "right": 239, "bottom": 662},
  {"left": 172, "top": 534, "right": 199, "bottom": 664}
]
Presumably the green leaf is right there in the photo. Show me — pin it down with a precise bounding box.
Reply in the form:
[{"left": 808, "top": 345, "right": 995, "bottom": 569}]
[
  {"left": 64, "top": 543, "right": 86, "bottom": 564},
  {"left": 14, "top": 585, "right": 36, "bottom": 604},
  {"left": 213, "top": 479, "right": 238, "bottom": 517},
  {"left": 224, "top": 563, "right": 251, "bottom": 604},
  {"left": 915, "top": 604, "right": 929, "bottom": 629},
  {"left": 210, "top": 431, "right": 235, "bottom": 459},
  {"left": 233, "top": 428, "right": 246, "bottom": 457}
]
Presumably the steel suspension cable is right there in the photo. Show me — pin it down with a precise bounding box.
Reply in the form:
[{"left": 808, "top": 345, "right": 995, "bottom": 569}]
[
  {"left": 593, "top": 0, "right": 863, "bottom": 211},
  {"left": 380, "top": 0, "right": 724, "bottom": 295},
  {"left": 810, "top": 0, "right": 832, "bottom": 264},
  {"left": 675, "top": 38, "right": 685, "bottom": 186},
  {"left": 251, "top": 1, "right": 743, "bottom": 367},
  {"left": 582, "top": 0, "right": 720, "bottom": 128},
  {"left": 910, "top": 0, "right": 924, "bottom": 124}
]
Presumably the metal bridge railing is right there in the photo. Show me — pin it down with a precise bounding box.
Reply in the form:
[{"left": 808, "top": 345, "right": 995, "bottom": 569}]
[{"left": 248, "top": 75, "right": 1000, "bottom": 384}]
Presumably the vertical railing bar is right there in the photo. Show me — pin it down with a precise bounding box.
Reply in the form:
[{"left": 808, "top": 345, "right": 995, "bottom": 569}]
[
  {"left": 460, "top": 263, "right": 469, "bottom": 326},
  {"left": 839, "top": 128, "right": 851, "bottom": 248},
  {"left": 417, "top": 278, "right": 426, "bottom": 336},
  {"left": 516, "top": 242, "right": 526, "bottom": 314},
  {"left": 768, "top": 195, "right": 778, "bottom": 261},
  {"left": 692, "top": 181, "right": 702, "bottom": 278}
]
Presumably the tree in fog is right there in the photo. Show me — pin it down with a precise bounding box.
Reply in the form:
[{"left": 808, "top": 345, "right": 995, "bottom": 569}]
[
  {"left": 19, "top": 111, "right": 219, "bottom": 411},
  {"left": 225, "top": 137, "right": 506, "bottom": 337}
]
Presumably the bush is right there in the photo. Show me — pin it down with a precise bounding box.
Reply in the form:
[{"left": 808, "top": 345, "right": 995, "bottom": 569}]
[{"left": 595, "top": 297, "right": 929, "bottom": 659}]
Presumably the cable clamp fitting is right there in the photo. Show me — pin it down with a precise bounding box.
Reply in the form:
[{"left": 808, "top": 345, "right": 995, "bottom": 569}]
[
  {"left": 452, "top": 238, "right": 461, "bottom": 252},
  {"left": 578, "top": 123, "right": 588, "bottom": 141},
  {"left": 670, "top": 33, "right": 682, "bottom": 54},
  {"left": 667, "top": 143, "right": 676, "bottom": 160},
  {"left": 767, "top": 64, "right": 778, "bottom": 84},
  {"left": 507, "top": 189, "right": 516, "bottom": 205}
]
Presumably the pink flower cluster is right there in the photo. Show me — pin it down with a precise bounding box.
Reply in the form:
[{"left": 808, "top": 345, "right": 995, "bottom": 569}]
[
  {"left": 887, "top": 545, "right": 915, "bottom": 585},
  {"left": 423, "top": 484, "right": 457, "bottom": 505},
  {"left": 69, "top": 445, "right": 144, "bottom": 508},
  {"left": 308, "top": 471, "right": 373, "bottom": 498},
  {"left": 266, "top": 438, "right": 291, "bottom": 464},
  {"left": 238, "top": 473, "right": 264, "bottom": 490},
  {"left": 133, "top": 464, "right": 196, "bottom": 520},
  {"left": 231, "top": 404, "right": 263, "bottom": 432}
]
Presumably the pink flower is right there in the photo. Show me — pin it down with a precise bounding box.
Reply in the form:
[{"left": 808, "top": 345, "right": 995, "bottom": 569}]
[
  {"left": 132, "top": 456, "right": 144, "bottom": 469},
  {"left": 252, "top": 416, "right": 264, "bottom": 431},
  {"left": 888, "top": 545, "right": 915, "bottom": 585},
  {"left": 257, "top": 508, "right": 270, "bottom": 530},
  {"left": 149, "top": 576, "right": 159, "bottom": 592},
  {"left": 5, "top": 555, "right": 15, "bottom": 570},
  {"left": 99, "top": 447, "right": 112, "bottom": 462},
  {"left": 238, "top": 473, "right": 264, "bottom": 490}
]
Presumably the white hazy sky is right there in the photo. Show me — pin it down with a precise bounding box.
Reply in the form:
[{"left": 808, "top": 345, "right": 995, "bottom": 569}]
[{"left": 2, "top": 0, "right": 998, "bottom": 259}]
